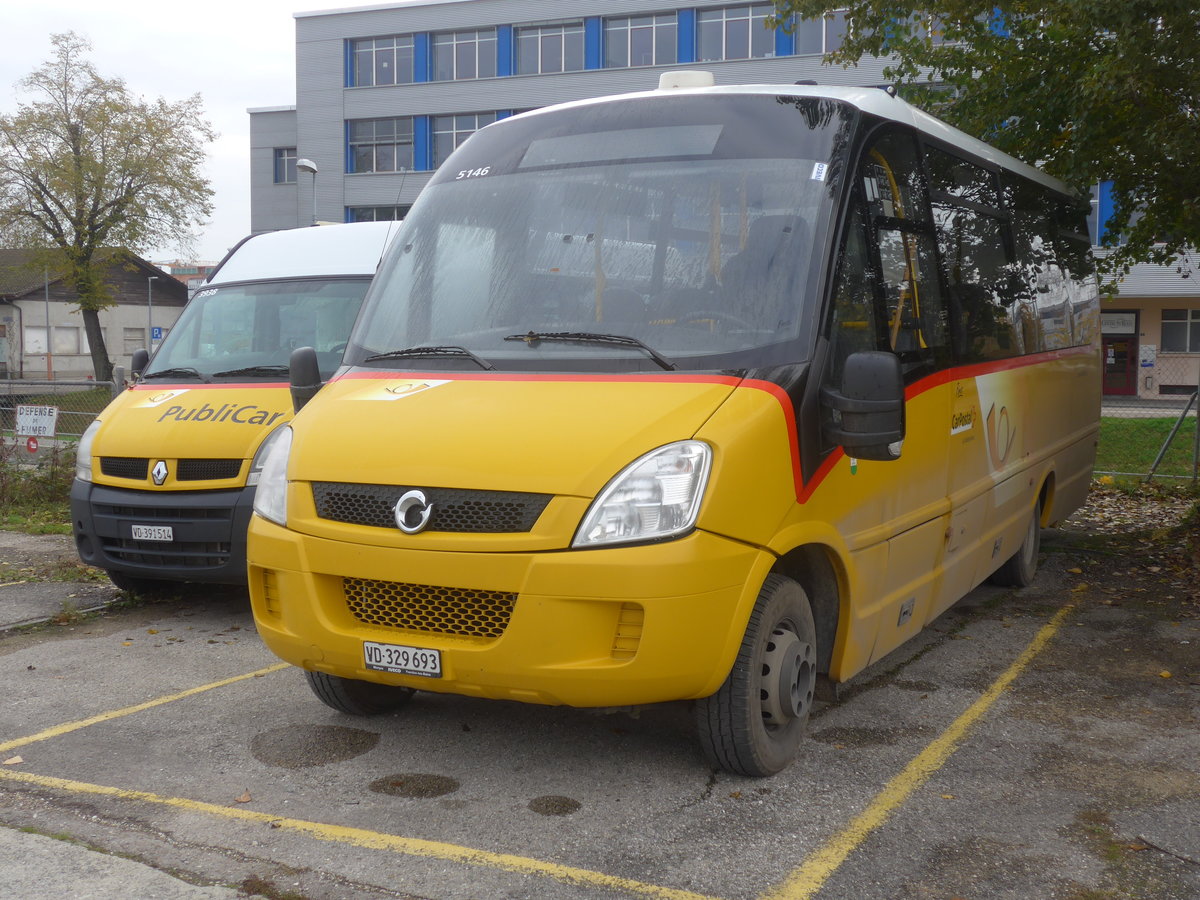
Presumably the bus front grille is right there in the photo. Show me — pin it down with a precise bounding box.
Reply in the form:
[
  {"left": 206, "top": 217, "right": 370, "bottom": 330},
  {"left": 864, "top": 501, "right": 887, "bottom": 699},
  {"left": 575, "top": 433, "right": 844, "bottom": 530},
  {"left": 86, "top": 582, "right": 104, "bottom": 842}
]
[
  {"left": 313, "top": 483, "right": 550, "bottom": 533},
  {"left": 343, "top": 577, "right": 516, "bottom": 640}
]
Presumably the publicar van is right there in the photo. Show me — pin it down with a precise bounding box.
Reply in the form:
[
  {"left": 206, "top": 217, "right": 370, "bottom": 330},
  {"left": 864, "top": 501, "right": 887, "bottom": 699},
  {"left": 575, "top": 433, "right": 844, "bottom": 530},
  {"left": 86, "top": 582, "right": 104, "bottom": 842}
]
[
  {"left": 246, "top": 75, "right": 1100, "bottom": 775},
  {"left": 72, "top": 221, "right": 399, "bottom": 594}
]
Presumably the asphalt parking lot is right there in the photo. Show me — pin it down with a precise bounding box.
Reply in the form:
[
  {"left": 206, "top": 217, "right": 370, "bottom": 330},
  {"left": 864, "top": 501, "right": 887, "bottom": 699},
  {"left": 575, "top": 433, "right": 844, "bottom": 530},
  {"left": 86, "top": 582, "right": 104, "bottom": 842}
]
[{"left": 0, "top": 515, "right": 1197, "bottom": 900}]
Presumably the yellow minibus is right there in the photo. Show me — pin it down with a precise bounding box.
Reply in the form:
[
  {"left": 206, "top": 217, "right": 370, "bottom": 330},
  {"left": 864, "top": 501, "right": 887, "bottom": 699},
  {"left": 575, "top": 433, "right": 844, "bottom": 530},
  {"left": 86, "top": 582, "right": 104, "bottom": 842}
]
[
  {"left": 72, "top": 222, "right": 397, "bottom": 594},
  {"left": 247, "top": 75, "right": 1100, "bottom": 775}
]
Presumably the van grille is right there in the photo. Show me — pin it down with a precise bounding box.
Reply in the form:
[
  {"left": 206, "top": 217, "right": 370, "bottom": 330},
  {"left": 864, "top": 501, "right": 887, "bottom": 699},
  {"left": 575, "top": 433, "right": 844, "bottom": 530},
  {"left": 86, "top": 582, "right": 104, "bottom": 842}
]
[
  {"left": 178, "top": 459, "right": 242, "bottom": 481},
  {"left": 313, "top": 483, "right": 549, "bottom": 533},
  {"left": 101, "top": 457, "right": 149, "bottom": 480},
  {"left": 99, "top": 457, "right": 243, "bottom": 482},
  {"left": 343, "top": 577, "right": 516, "bottom": 639}
]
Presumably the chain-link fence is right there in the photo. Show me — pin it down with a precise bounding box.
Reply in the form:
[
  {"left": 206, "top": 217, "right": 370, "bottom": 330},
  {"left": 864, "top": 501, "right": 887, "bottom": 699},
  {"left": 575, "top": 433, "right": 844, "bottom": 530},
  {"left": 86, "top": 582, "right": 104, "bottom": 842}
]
[
  {"left": 0, "top": 378, "right": 122, "bottom": 440},
  {"left": 1099, "top": 354, "right": 1199, "bottom": 481}
]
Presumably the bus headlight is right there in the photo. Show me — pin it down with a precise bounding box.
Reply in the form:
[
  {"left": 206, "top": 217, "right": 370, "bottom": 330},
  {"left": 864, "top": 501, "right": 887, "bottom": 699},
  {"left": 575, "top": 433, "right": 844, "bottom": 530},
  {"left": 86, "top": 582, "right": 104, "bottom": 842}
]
[
  {"left": 573, "top": 441, "right": 712, "bottom": 548},
  {"left": 75, "top": 419, "right": 102, "bottom": 483},
  {"left": 251, "top": 425, "right": 292, "bottom": 527}
]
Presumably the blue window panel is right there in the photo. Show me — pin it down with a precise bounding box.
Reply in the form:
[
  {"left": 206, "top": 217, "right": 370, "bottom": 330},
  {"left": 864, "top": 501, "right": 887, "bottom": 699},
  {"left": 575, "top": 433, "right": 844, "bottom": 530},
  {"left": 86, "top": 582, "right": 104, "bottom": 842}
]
[
  {"left": 989, "top": 7, "right": 1009, "bottom": 37},
  {"left": 344, "top": 40, "right": 354, "bottom": 87},
  {"left": 677, "top": 9, "right": 696, "bottom": 64},
  {"left": 497, "top": 25, "right": 514, "bottom": 76},
  {"left": 1097, "top": 181, "right": 1115, "bottom": 245},
  {"left": 496, "top": 109, "right": 515, "bottom": 120},
  {"left": 775, "top": 20, "right": 794, "bottom": 57},
  {"left": 414, "top": 33, "right": 431, "bottom": 82},
  {"left": 344, "top": 120, "right": 352, "bottom": 174},
  {"left": 414, "top": 116, "right": 432, "bottom": 171},
  {"left": 584, "top": 17, "right": 602, "bottom": 69}
]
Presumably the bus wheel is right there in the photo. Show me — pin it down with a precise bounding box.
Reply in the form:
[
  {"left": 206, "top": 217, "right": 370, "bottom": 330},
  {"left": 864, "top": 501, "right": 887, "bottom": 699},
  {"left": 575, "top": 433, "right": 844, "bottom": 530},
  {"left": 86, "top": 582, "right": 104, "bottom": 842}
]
[
  {"left": 989, "top": 500, "right": 1042, "bottom": 588},
  {"left": 304, "top": 670, "right": 414, "bottom": 716},
  {"left": 694, "top": 574, "right": 817, "bottom": 777}
]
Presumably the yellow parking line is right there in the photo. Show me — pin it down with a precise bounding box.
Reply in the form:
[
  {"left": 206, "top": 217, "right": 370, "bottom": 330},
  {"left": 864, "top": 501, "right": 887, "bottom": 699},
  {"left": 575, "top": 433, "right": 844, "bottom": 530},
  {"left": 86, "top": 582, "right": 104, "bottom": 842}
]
[
  {"left": 0, "top": 662, "right": 290, "bottom": 754},
  {"left": 0, "top": 768, "right": 720, "bottom": 900},
  {"left": 761, "top": 603, "right": 1074, "bottom": 900}
]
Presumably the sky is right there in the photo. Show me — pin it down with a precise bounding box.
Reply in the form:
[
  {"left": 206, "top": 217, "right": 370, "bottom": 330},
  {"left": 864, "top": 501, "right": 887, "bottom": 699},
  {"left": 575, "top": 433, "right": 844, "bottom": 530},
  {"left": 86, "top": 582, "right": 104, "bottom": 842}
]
[{"left": 0, "top": 0, "right": 377, "bottom": 263}]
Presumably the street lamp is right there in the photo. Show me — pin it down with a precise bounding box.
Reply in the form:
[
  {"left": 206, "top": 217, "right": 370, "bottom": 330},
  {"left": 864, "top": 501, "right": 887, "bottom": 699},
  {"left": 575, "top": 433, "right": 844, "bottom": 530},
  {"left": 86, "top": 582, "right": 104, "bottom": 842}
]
[
  {"left": 147, "top": 275, "right": 158, "bottom": 351},
  {"left": 297, "top": 157, "right": 318, "bottom": 226}
]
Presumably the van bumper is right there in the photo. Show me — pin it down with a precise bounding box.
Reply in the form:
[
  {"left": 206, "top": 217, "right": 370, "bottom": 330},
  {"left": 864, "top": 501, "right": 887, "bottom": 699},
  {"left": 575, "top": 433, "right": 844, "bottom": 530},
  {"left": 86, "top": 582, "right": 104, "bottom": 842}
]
[
  {"left": 248, "top": 516, "right": 775, "bottom": 707},
  {"left": 71, "top": 479, "right": 253, "bottom": 585}
]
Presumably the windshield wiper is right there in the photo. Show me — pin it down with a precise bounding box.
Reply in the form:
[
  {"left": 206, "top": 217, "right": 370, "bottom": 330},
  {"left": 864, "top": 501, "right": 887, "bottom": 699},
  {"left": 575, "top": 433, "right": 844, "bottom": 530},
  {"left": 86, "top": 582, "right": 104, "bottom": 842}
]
[
  {"left": 363, "top": 345, "right": 495, "bottom": 371},
  {"left": 503, "top": 331, "right": 677, "bottom": 371},
  {"left": 210, "top": 364, "right": 291, "bottom": 378},
  {"left": 140, "top": 367, "right": 208, "bottom": 381}
]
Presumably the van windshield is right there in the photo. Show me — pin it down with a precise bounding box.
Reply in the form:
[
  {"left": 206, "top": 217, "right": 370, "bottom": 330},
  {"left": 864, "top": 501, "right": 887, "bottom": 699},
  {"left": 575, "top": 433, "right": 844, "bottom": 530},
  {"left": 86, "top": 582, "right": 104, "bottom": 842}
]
[
  {"left": 143, "top": 277, "right": 371, "bottom": 381},
  {"left": 347, "top": 94, "right": 854, "bottom": 372}
]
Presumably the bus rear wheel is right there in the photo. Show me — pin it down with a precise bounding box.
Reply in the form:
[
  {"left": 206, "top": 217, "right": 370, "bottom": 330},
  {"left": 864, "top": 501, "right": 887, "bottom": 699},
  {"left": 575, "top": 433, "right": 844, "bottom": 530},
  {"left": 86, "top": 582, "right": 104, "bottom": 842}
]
[
  {"left": 989, "top": 499, "right": 1042, "bottom": 588},
  {"left": 694, "top": 574, "right": 817, "bottom": 777},
  {"left": 304, "top": 670, "right": 415, "bottom": 716}
]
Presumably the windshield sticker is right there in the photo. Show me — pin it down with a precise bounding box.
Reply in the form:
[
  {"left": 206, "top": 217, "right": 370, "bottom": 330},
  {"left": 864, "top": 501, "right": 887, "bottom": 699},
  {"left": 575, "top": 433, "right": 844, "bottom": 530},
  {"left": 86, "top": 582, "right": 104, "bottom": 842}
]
[
  {"left": 379, "top": 380, "right": 451, "bottom": 401},
  {"left": 811, "top": 162, "right": 828, "bottom": 182}
]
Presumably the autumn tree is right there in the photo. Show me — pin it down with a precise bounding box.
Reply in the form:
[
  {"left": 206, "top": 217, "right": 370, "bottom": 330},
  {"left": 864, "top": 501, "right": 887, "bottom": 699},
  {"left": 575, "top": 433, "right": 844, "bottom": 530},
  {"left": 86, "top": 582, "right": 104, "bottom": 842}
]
[
  {"left": 768, "top": 1, "right": 1200, "bottom": 278},
  {"left": 0, "top": 32, "right": 215, "bottom": 380}
]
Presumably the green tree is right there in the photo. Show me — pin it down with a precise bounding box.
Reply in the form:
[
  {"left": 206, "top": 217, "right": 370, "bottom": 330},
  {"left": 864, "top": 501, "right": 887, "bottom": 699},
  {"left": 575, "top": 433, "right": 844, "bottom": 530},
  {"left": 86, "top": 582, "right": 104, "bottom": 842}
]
[
  {"left": 0, "top": 32, "right": 215, "bottom": 380},
  {"left": 769, "top": 1, "right": 1200, "bottom": 278}
]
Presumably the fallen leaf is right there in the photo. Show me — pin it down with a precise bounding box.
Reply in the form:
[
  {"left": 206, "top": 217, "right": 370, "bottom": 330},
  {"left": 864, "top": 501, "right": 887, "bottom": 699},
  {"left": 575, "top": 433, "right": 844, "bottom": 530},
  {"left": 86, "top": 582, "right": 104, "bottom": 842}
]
[
  {"left": 1067, "top": 567, "right": 1083, "bottom": 575},
  {"left": 1071, "top": 583, "right": 1090, "bottom": 592},
  {"left": 941, "top": 793, "right": 956, "bottom": 800},
  {"left": 235, "top": 789, "right": 252, "bottom": 804},
  {"left": 3, "top": 756, "right": 23, "bottom": 766},
  {"left": 1159, "top": 671, "right": 1172, "bottom": 679},
  {"left": 147, "top": 629, "right": 158, "bottom": 635}
]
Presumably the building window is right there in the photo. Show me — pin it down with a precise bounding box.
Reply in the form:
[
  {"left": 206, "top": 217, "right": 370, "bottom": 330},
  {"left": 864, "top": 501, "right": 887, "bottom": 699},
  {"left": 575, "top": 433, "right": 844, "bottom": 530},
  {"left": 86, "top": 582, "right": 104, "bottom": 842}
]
[
  {"left": 24, "top": 326, "right": 83, "bottom": 355},
  {"left": 432, "top": 113, "right": 498, "bottom": 168},
  {"left": 351, "top": 35, "right": 415, "bottom": 87},
  {"left": 697, "top": 4, "right": 776, "bottom": 62},
  {"left": 432, "top": 29, "right": 497, "bottom": 81},
  {"left": 274, "top": 148, "right": 297, "bottom": 184},
  {"left": 516, "top": 22, "right": 585, "bottom": 75},
  {"left": 792, "top": 9, "right": 849, "bottom": 54},
  {"left": 604, "top": 14, "right": 677, "bottom": 68},
  {"left": 348, "top": 118, "right": 414, "bottom": 173},
  {"left": 123, "top": 328, "right": 145, "bottom": 354},
  {"left": 347, "top": 206, "right": 411, "bottom": 222},
  {"left": 1162, "top": 309, "right": 1200, "bottom": 353}
]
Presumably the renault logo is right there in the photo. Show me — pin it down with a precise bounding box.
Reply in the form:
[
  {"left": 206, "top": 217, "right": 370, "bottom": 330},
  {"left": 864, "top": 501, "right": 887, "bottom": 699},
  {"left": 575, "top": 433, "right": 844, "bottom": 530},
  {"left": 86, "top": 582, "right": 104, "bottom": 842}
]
[
  {"left": 394, "top": 489, "right": 433, "bottom": 534},
  {"left": 151, "top": 460, "right": 169, "bottom": 485}
]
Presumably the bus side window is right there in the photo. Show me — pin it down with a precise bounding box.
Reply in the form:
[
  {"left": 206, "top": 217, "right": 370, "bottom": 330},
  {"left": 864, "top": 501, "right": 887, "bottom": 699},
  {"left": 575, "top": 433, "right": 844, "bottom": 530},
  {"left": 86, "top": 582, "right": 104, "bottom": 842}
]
[{"left": 860, "top": 131, "right": 948, "bottom": 371}]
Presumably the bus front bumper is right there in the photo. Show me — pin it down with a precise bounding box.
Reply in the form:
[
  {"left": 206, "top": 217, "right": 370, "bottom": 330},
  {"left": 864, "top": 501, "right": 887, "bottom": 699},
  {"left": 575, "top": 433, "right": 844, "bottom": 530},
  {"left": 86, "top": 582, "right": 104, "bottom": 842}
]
[{"left": 248, "top": 516, "right": 774, "bottom": 708}]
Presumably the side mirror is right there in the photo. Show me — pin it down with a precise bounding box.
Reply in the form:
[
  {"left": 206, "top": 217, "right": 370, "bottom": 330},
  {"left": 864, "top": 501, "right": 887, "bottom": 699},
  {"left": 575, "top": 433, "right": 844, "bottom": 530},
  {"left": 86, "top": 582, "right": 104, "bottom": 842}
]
[
  {"left": 820, "top": 351, "right": 905, "bottom": 461},
  {"left": 130, "top": 348, "right": 149, "bottom": 377},
  {"left": 289, "top": 346, "right": 322, "bottom": 413}
]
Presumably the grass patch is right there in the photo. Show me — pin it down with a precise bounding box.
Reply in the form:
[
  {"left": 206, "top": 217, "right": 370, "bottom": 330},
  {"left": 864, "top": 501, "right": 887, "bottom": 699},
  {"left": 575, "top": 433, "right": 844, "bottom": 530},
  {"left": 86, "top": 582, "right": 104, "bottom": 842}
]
[
  {"left": 0, "top": 440, "right": 75, "bottom": 534},
  {"left": 1097, "top": 416, "right": 1198, "bottom": 478}
]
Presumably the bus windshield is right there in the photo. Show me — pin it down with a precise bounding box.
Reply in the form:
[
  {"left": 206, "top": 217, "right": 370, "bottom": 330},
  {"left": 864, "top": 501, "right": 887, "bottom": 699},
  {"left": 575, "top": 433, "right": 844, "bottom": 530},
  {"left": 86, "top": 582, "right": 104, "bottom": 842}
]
[
  {"left": 348, "top": 95, "right": 854, "bottom": 372},
  {"left": 144, "top": 277, "right": 371, "bottom": 382}
]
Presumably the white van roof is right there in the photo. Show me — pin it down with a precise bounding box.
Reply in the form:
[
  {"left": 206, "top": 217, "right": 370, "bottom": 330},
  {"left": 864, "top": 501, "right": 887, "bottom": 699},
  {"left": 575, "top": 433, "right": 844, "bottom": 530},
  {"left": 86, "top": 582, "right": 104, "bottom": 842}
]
[{"left": 207, "top": 221, "right": 400, "bottom": 285}]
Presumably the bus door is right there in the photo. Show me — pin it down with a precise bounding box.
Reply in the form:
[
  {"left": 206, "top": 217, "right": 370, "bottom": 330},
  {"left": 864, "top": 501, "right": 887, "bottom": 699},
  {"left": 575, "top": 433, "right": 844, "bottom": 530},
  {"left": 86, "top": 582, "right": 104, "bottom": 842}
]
[
  {"left": 828, "top": 128, "right": 952, "bottom": 664},
  {"left": 926, "top": 147, "right": 1022, "bottom": 612}
]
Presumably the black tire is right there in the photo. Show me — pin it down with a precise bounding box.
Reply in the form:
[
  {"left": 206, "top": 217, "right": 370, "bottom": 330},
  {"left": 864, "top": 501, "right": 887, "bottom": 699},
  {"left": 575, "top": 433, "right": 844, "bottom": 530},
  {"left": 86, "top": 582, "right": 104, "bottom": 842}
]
[
  {"left": 989, "top": 499, "right": 1042, "bottom": 588},
  {"left": 304, "top": 670, "right": 415, "bottom": 716},
  {"left": 106, "top": 570, "right": 173, "bottom": 597},
  {"left": 694, "top": 574, "right": 818, "bottom": 777}
]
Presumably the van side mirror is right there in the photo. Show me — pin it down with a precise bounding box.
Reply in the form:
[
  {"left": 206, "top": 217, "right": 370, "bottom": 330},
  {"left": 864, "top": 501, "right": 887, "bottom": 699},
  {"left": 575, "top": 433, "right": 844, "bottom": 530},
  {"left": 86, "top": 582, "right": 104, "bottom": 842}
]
[
  {"left": 820, "top": 351, "right": 905, "bottom": 461},
  {"left": 289, "top": 346, "right": 322, "bottom": 413},
  {"left": 130, "top": 348, "right": 149, "bottom": 377}
]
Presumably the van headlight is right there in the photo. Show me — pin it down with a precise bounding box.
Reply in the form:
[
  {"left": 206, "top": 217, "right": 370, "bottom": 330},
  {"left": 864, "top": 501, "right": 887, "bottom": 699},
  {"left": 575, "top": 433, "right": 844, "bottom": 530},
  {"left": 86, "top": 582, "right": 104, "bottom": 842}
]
[
  {"left": 573, "top": 441, "right": 712, "bottom": 548},
  {"left": 75, "top": 419, "right": 102, "bottom": 483},
  {"left": 251, "top": 425, "right": 292, "bottom": 527}
]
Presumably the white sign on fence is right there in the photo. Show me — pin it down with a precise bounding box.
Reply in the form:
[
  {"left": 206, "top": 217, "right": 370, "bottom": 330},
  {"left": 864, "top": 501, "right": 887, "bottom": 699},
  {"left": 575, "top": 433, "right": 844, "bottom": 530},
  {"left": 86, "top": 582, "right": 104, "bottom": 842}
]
[{"left": 15, "top": 404, "right": 59, "bottom": 437}]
